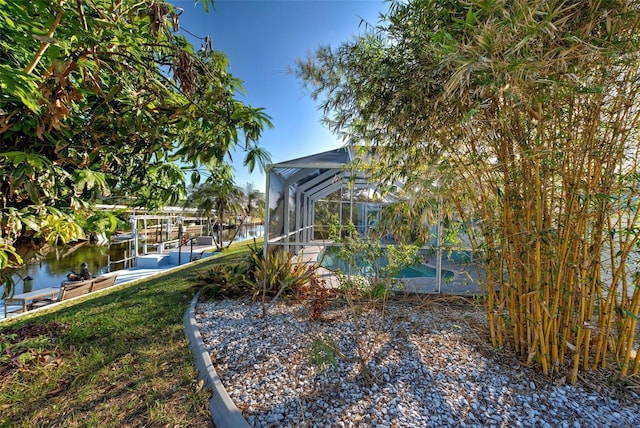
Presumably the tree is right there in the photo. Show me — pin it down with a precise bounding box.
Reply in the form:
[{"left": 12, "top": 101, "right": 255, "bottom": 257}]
[
  {"left": 240, "top": 182, "right": 264, "bottom": 221},
  {"left": 185, "top": 165, "right": 245, "bottom": 250},
  {"left": 0, "top": 0, "right": 271, "bottom": 292},
  {"left": 297, "top": 0, "right": 640, "bottom": 381}
]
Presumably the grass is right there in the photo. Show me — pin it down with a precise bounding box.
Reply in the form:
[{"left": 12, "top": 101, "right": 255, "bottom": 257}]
[{"left": 0, "top": 239, "right": 257, "bottom": 428}]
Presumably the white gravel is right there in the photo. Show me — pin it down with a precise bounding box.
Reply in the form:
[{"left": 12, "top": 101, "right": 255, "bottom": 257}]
[{"left": 195, "top": 297, "right": 640, "bottom": 428}]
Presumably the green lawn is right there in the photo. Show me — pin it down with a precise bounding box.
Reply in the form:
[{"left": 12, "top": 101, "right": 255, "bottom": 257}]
[{"left": 0, "top": 240, "right": 256, "bottom": 428}]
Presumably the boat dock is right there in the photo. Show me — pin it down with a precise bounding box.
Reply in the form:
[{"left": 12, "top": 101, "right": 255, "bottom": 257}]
[{"left": 1, "top": 241, "right": 221, "bottom": 322}]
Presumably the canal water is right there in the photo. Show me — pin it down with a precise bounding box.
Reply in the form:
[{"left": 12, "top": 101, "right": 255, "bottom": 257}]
[
  {"left": 5, "top": 241, "right": 130, "bottom": 296},
  {"left": 2, "top": 224, "right": 264, "bottom": 297}
]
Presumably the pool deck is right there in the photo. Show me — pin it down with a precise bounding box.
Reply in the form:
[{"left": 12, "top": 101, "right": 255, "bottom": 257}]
[{"left": 294, "top": 245, "right": 341, "bottom": 288}]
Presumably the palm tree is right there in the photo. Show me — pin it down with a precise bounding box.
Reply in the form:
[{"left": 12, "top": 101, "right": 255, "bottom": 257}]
[
  {"left": 185, "top": 165, "right": 244, "bottom": 249},
  {"left": 240, "top": 182, "right": 264, "bottom": 222}
]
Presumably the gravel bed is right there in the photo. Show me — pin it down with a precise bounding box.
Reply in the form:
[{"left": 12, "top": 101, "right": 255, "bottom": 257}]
[{"left": 195, "top": 297, "right": 640, "bottom": 428}]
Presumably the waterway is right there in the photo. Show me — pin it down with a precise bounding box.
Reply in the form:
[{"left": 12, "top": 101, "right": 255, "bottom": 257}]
[
  {"left": 4, "top": 241, "right": 129, "bottom": 296},
  {"left": 2, "top": 224, "right": 264, "bottom": 297}
]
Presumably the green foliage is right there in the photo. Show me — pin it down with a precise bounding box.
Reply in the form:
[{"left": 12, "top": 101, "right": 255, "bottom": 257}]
[
  {"left": 0, "top": 243, "right": 21, "bottom": 271},
  {"left": 307, "top": 336, "right": 341, "bottom": 374},
  {"left": 335, "top": 272, "right": 370, "bottom": 295},
  {"left": 239, "top": 239, "right": 265, "bottom": 284},
  {"left": 184, "top": 166, "right": 267, "bottom": 250},
  {"left": 337, "top": 272, "right": 392, "bottom": 300},
  {"left": 0, "top": 322, "right": 64, "bottom": 377},
  {"left": 314, "top": 206, "right": 338, "bottom": 239},
  {"left": 0, "top": 242, "right": 22, "bottom": 298},
  {"left": 374, "top": 199, "right": 436, "bottom": 245},
  {"left": 254, "top": 247, "right": 317, "bottom": 299},
  {"left": 192, "top": 240, "right": 269, "bottom": 300},
  {"left": 192, "top": 263, "right": 248, "bottom": 299},
  {"left": 74, "top": 210, "right": 121, "bottom": 240},
  {"left": 367, "top": 280, "right": 391, "bottom": 301},
  {"left": 297, "top": 0, "right": 640, "bottom": 380},
  {"left": 240, "top": 182, "right": 265, "bottom": 220},
  {"left": 36, "top": 212, "right": 85, "bottom": 245},
  {"left": 0, "top": 250, "right": 234, "bottom": 426},
  {"left": 386, "top": 244, "right": 420, "bottom": 278},
  {"left": 0, "top": 0, "right": 272, "bottom": 286},
  {"left": 328, "top": 220, "right": 419, "bottom": 296},
  {"left": 323, "top": 219, "right": 423, "bottom": 381}
]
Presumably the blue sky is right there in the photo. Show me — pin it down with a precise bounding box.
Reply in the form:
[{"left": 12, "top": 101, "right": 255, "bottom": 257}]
[{"left": 174, "top": 0, "right": 387, "bottom": 191}]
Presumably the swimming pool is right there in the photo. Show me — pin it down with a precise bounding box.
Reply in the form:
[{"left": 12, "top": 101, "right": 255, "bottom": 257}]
[
  {"left": 395, "top": 264, "right": 454, "bottom": 279},
  {"left": 319, "top": 249, "right": 455, "bottom": 279}
]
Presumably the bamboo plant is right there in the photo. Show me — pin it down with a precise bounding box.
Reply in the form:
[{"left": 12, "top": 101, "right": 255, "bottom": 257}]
[{"left": 297, "top": 0, "right": 640, "bottom": 382}]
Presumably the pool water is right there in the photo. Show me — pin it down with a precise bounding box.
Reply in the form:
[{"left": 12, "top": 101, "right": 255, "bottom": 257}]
[
  {"left": 319, "top": 250, "right": 455, "bottom": 279},
  {"left": 395, "top": 264, "right": 453, "bottom": 279}
]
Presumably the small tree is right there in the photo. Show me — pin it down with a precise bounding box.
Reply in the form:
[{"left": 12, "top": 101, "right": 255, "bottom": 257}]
[{"left": 326, "top": 220, "right": 419, "bottom": 380}]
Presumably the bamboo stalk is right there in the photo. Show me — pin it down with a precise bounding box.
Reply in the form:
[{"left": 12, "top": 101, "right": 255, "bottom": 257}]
[{"left": 620, "top": 283, "right": 640, "bottom": 376}]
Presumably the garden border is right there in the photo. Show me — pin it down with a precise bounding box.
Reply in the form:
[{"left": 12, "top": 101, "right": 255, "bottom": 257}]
[{"left": 184, "top": 291, "right": 250, "bottom": 428}]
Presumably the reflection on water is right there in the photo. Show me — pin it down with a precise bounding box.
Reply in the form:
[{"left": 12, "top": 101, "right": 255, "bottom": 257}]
[
  {"left": 2, "top": 224, "right": 264, "bottom": 296},
  {"left": 233, "top": 223, "right": 264, "bottom": 242},
  {"left": 4, "top": 241, "right": 132, "bottom": 295}
]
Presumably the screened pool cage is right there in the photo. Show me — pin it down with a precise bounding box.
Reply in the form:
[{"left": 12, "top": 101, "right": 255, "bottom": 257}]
[{"left": 263, "top": 146, "right": 483, "bottom": 294}]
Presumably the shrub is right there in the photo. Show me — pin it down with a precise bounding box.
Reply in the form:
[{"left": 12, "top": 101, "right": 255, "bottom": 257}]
[
  {"left": 192, "top": 263, "right": 248, "bottom": 299},
  {"left": 252, "top": 247, "right": 317, "bottom": 300}
]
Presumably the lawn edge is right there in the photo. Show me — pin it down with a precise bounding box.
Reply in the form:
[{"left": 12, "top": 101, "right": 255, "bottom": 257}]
[{"left": 184, "top": 291, "right": 250, "bottom": 428}]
